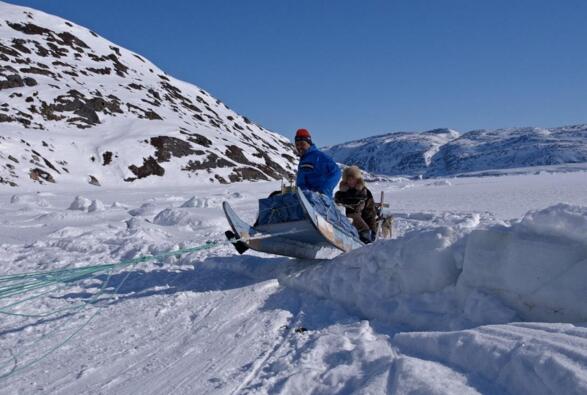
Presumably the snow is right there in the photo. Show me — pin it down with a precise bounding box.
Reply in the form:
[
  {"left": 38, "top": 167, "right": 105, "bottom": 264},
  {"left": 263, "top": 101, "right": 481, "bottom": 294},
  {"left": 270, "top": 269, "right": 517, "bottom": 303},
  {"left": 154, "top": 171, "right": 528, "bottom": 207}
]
[
  {"left": 324, "top": 125, "right": 587, "bottom": 177},
  {"left": 0, "top": 169, "right": 586, "bottom": 394},
  {"left": 458, "top": 203, "right": 587, "bottom": 323}
]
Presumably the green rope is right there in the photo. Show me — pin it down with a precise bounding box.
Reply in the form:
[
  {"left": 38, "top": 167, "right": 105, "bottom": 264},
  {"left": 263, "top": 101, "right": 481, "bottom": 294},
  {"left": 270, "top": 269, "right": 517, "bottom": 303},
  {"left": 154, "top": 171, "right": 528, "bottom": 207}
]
[
  {"left": 0, "top": 241, "right": 222, "bottom": 313},
  {"left": 0, "top": 240, "right": 225, "bottom": 380}
]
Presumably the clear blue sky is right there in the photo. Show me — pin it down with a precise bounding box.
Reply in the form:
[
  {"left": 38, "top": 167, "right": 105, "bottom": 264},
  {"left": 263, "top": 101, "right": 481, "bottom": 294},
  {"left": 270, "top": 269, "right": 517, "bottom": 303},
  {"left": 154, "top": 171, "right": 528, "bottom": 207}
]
[{"left": 8, "top": 0, "right": 587, "bottom": 145}]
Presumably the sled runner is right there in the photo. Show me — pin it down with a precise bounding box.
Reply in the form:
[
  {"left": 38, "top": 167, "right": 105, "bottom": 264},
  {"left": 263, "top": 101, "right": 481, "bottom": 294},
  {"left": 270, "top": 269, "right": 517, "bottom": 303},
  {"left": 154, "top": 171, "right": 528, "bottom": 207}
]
[{"left": 223, "top": 189, "right": 364, "bottom": 259}]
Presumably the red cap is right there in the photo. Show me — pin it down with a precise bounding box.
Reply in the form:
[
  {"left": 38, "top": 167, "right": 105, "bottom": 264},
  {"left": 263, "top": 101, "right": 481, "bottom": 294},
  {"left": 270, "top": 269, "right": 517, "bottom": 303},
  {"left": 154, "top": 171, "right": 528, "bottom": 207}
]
[{"left": 295, "top": 128, "right": 312, "bottom": 142}]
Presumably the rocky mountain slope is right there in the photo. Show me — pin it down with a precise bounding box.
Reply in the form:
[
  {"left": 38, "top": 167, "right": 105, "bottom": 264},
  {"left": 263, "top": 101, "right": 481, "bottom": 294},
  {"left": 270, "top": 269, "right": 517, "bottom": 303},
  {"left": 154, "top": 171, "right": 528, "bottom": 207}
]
[
  {"left": 0, "top": 1, "right": 296, "bottom": 188},
  {"left": 324, "top": 124, "right": 587, "bottom": 177}
]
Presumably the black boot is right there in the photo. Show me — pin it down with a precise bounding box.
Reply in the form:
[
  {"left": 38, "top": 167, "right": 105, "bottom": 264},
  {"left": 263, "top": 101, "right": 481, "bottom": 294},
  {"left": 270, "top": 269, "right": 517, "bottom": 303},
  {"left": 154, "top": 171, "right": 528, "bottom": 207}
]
[
  {"left": 359, "top": 230, "right": 373, "bottom": 244},
  {"left": 225, "top": 230, "right": 249, "bottom": 254}
]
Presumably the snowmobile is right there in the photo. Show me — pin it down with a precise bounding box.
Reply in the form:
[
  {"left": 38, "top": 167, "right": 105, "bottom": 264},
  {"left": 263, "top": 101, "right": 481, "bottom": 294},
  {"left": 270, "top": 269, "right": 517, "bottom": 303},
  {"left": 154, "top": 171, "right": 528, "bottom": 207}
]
[{"left": 223, "top": 186, "right": 392, "bottom": 260}]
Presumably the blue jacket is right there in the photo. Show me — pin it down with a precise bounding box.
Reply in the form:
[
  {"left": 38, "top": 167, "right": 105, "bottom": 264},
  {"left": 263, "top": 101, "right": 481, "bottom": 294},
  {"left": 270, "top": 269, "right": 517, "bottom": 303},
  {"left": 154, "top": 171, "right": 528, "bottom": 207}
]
[{"left": 296, "top": 145, "right": 341, "bottom": 197}]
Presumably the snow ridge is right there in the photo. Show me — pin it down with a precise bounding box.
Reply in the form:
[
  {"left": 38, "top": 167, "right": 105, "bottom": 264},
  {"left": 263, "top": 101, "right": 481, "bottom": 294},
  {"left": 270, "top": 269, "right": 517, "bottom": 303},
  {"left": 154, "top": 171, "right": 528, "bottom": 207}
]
[{"left": 283, "top": 203, "right": 587, "bottom": 329}]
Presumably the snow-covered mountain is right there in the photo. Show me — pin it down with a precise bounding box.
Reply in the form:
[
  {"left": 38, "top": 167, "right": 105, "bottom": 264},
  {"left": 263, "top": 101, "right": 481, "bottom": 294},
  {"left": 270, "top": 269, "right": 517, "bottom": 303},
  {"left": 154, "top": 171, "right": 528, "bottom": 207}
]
[
  {"left": 428, "top": 124, "right": 587, "bottom": 176},
  {"left": 324, "top": 124, "right": 587, "bottom": 177},
  {"left": 0, "top": 1, "right": 296, "bottom": 188},
  {"left": 323, "top": 128, "right": 460, "bottom": 176}
]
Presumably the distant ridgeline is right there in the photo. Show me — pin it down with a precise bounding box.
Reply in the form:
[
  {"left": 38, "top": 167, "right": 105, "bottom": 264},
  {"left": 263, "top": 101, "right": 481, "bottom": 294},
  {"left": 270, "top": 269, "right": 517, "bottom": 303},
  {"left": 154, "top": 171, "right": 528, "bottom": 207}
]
[
  {"left": 0, "top": 2, "right": 296, "bottom": 188},
  {"left": 323, "top": 125, "right": 587, "bottom": 177}
]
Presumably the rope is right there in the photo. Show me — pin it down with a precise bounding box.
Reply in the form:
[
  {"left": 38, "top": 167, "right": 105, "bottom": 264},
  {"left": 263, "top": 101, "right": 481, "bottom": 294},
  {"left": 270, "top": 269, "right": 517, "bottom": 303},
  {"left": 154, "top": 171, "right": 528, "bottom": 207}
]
[
  {"left": 0, "top": 241, "right": 222, "bottom": 313},
  {"left": 0, "top": 240, "right": 225, "bottom": 381}
]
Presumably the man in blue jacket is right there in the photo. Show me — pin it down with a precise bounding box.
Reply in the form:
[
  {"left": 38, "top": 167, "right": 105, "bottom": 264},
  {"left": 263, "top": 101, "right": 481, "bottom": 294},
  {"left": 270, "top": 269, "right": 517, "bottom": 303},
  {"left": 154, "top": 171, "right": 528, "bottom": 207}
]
[{"left": 294, "top": 128, "right": 341, "bottom": 197}]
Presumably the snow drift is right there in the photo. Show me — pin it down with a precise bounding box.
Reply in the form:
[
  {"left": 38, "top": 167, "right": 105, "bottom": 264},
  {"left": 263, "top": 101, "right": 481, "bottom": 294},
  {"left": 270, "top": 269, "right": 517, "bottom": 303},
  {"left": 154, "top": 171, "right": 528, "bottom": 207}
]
[{"left": 283, "top": 204, "right": 587, "bottom": 330}]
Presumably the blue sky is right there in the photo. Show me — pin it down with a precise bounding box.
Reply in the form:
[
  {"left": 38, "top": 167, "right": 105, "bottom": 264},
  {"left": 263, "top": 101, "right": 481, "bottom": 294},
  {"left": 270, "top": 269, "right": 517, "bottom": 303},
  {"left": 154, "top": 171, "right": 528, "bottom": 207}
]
[{"left": 8, "top": 0, "right": 587, "bottom": 145}]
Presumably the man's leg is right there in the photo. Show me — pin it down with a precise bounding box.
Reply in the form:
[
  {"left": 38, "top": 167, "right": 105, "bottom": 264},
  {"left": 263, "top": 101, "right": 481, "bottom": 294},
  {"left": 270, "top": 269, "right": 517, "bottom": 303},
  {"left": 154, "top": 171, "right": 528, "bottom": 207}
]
[{"left": 347, "top": 213, "right": 373, "bottom": 243}]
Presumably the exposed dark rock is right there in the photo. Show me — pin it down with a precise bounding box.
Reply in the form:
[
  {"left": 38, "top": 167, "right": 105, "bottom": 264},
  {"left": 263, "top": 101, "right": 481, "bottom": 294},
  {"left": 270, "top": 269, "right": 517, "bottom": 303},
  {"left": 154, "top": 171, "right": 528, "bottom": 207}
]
[
  {"left": 183, "top": 153, "right": 233, "bottom": 171},
  {"left": 42, "top": 157, "right": 59, "bottom": 173},
  {"left": 88, "top": 175, "right": 101, "bottom": 186},
  {"left": 72, "top": 102, "right": 99, "bottom": 124},
  {"left": 144, "top": 109, "right": 162, "bottom": 120},
  {"left": 107, "top": 53, "right": 128, "bottom": 76},
  {"left": 127, "top": 156, "right": 165, "bottom": 180},
  {"left": 11, "top": 38, "right": 31, "bottom": 54},
  {"left": 281, "top": 153, "right": 296, "bottom": 162},
  {"left": 0, "top": 74, "right": 36, "bottom": 90},
  {"left": 228, "top": 167, "right": 269, "bottom": 182},
  {"left": 46, "top": 42, "right": 68, "bottom": 57},
  {"left": 214, "top": 174, "right": 228, "bottom": 184},
  {"left": 181, "top": 132, "right": 212, "bottom": 147},
  {"left": 7, "top": 22, "right": 52, "bottom": 36},
  {"left": 87, "top": 67, "right": 111, "bottom": 75},
  {"left": 102, "top": 151, "right": 113, "bottom": 165},
  {"left": 196, "top": 96, "right": 209, "bottom": 106},
  {"left": 150, "top": 136, "right": 196, "bottom": 162},
  {"left": 0, "top": 43, "right": 21, "bottom": 58},
  {"left": 33, "top": 42, "right": 49, "bottom": 57},
  {"left": 8, "top": 155, "right": 19, "bottom": 163},
  {"left": 20, "top": 67, "right": 55, "bottom": 77},
  {"left": 148, "top": 88, "right": 161, "bottom": 100},
  {"left": 29, "top": 167, "right": 55, "bottom": 183},
  {"left": 225, "top": 145, "right": 251, "bottom": 165},
  {"left": 0, "top": 114, "right": 13, "bottom": 123},
  {"left": 0, "top": 177, "right": 17, "bottom": 187},
  {"left": 39, "top": 92, "right": 122, "bottom": 126},
  {"left": 126, "top": 103, "right": 161, "bottom": 120},
  {"left": 57, "top": 31, "right": 89, "bottom": 50},
  {"left": 109, "top": 45, "right": 121, "bottom": 56}
]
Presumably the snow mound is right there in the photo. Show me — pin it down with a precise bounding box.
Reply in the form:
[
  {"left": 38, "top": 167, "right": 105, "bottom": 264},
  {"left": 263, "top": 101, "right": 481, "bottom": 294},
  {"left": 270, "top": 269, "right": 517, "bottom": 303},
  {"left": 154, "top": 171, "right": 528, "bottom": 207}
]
[
  {"left": 10, "top": 193, "right": 51, "bottom": 208},
  {"left": 153, "top": 208, "right": 202, "bottom": 227},
  {"left": 67, "top": 196, "right": 105, "bottom": 212},
  {"left": 128, "top": 203, "right": 158, "bottom": 217},
  {"left": 180, "top": 196, "right": 220, "bottom": 208},
  {"left": 68, "top": 196, "right": 92, "bottom": 211},
  {"left": 282, "top": 227, "right": 467, "bottom": 330},
  {"left": 88, "top": 199, "right": 105, "bottom": 212},
  {"left": 283, "top": 204, "right": 587, "bottom": 329},
  {"left": 111, "top": 201, "right": 128, "bottom": 209}
]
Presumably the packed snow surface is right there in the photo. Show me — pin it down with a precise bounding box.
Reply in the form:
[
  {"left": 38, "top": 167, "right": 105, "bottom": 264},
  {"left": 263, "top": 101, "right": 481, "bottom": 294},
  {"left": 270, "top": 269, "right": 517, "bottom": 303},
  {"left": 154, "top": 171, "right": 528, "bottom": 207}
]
[{"left": 1, "top": 168, "right": 586, "bottom": 394}]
